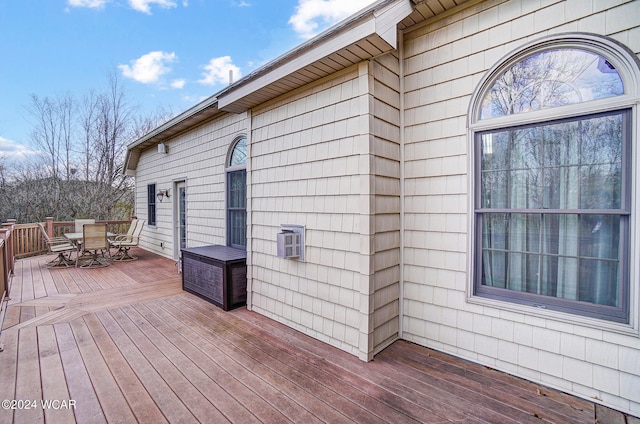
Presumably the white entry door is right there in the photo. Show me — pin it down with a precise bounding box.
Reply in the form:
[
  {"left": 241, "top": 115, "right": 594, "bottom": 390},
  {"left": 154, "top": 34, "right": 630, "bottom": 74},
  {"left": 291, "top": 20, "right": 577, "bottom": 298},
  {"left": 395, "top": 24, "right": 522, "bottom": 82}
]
[{"left": 174, "top": 181, "right": 186, "bottom": 259}]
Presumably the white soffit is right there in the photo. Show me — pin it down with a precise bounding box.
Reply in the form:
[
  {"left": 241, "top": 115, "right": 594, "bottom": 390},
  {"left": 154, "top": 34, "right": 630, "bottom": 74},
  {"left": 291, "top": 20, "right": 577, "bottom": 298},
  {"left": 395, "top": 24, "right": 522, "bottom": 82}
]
[{"left": 399, "top": 0, "right": 473, "bottom": 29}]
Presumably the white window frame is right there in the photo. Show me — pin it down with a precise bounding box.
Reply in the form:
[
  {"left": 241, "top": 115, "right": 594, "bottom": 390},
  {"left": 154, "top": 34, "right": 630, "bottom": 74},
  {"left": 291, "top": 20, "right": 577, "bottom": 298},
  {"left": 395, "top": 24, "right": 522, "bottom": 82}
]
[
  {"left": 226, "top": 135, "right": 247, "bottom": 249},
  {"left": 147, "top": 183, "right": 157, "bottom": 227},
  {"left": 467, "top": 33, "right": 640, "bottom": 333}
]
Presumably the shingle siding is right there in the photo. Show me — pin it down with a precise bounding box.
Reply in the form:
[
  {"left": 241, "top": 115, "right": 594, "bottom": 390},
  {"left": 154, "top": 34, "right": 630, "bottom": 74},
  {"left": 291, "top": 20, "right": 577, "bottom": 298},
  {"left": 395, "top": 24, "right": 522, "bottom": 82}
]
[
  {"left": 248, "top": 56, "right": 401, "bottom": 360},
  {"left": 135, "top": 113, "right": 248, "bottom": 256},
  {"left": 370, "top": 53, "right": 401, "bottom": 355},
  {"left": 249, "top": 67, "right": 366, "bottom": 357},
  {"left": 402, "top": 0, "right": 640, "bottom": 415}
]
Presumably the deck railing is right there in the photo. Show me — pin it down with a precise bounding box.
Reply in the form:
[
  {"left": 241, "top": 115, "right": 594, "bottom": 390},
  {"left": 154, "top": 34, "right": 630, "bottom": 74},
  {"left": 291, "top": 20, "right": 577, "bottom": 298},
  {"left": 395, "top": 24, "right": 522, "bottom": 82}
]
[
  {"left": 0, "top": 218, "right": 131, "bottom": 301},
  {"left": 10, "top": 217, "right": 131, "bottom": 260},
  {"left": 0, "top": 221, "right": 15, "bottom": 300}
]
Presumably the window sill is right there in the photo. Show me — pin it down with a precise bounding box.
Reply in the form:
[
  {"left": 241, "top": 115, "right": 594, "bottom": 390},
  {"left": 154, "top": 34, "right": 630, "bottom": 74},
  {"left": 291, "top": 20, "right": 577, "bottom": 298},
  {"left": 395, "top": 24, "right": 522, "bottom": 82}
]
[{"left": 466, "top": 294, "right": 639, "bottom": 338}]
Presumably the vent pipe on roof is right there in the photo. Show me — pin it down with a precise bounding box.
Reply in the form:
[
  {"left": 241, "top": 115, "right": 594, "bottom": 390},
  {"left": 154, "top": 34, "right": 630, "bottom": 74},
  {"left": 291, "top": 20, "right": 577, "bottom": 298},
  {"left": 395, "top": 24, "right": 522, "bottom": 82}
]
[{"left": 229, "top": 70, "right": 233, "bottom": 85}]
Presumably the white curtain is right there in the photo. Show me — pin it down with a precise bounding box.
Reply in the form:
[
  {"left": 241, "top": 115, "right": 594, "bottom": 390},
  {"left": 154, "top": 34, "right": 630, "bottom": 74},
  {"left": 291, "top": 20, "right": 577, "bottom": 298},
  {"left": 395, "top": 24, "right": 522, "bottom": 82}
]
[{"left": 481, "top": 114, "right": 622, "bottom": 307}]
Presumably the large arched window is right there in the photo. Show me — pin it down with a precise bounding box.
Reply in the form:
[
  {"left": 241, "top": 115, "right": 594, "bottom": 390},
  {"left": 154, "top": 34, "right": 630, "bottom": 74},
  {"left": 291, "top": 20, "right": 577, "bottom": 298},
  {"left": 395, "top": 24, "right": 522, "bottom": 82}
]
[
  {"left": 469, "top": 34, "right": 640, "bottom": 324},
  {"left": 227, "top": 136, "right": 247, "bottom": 249}
]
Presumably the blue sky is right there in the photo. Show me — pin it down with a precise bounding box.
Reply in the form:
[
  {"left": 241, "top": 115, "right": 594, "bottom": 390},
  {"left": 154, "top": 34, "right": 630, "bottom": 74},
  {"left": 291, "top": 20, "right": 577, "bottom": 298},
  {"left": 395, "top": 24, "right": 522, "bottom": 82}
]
[{"left": 0, "top": 0, "right": 377, "bottom": 161}]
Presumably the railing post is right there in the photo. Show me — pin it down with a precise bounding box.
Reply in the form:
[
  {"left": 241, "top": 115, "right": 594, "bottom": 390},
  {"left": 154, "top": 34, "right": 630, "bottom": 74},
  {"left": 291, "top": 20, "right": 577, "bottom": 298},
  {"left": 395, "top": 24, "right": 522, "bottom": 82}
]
[
  {"left": 0, "top": 228, "right": 8, "bottom": 298},
  {"left": 46, "top": 217, "right": 54, "bottom": 238},
  {"left": 4, "top": 220, "right": 16, "bottom": 275},
  {"left": 4, "top": 221, "right": 15, "bottom": 276}
]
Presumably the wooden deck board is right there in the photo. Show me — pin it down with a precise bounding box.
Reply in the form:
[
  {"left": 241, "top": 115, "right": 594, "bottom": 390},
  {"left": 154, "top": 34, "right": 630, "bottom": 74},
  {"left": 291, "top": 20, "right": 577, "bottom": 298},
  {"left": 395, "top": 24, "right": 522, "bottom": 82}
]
[
  {"left": 0, "top": 327, "right": 18, "bottom": 421},
  {"left": 160, "top": 296, "right": 354, "bottom": 423},
  {"left": 123, "top": 304, "right": 264, "bottom": 424},
  {"left": 14, "top": 327, "right": 43, "bottom": 424},
  {"left": 132, "top": 301, "right": 289, "bottom": 423},
  {"left": 0, "top": 248, "right": 603, "bottom": 423},
  {"left": 38, "top": 325, "right": 75, "bottom": 424},
  {"left": 106, "top": 306, "right": 230, "bottom": 423},
  {"left": 82, "top": 313, "right": 168, "bottom": 423},
  {"left": 388, "top": 342, "right": 594, "bottom": 423},
  {"left": 95, "top": 309, "right": 198, "bottom": 423},
  {"left": 54, "top": 323, "right": 107, "bottom": 424},
  {"left": 141, "top": 301, "right": 322, "bottom": 424},
  {"left": 232, "top": 305, "right": 512, "bottom": 423},
  {"left": 40, "top": 263, "right": 59, "bottom": 297},
  {"left": 173, "top": 293, "right": 434, "bottom": 423}
]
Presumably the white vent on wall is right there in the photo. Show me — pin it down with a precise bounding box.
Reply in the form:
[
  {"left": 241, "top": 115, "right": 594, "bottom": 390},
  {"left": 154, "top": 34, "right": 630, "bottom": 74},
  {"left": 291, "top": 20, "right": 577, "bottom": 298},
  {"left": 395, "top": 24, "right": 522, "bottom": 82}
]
[{"left": 276, "top": 225, "right": 304, "bottom": 260}]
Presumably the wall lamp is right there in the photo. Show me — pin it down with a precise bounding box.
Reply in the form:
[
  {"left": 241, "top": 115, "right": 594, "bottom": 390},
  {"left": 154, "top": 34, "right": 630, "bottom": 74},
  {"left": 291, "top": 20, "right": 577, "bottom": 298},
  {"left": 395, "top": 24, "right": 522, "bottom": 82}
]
[{"left": 156, "top": 189, "right": 170, "bottom": 202}]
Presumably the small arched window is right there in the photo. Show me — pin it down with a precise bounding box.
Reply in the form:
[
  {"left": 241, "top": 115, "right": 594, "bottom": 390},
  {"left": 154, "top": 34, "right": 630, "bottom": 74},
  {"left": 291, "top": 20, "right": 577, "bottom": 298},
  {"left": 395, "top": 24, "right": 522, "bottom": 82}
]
[
  {"left": 469, "top": 34, "right": 640, "bottom": 324},
  {"left": 228, "top": 136, "right": 247, "bottom": 167},
  {"left": 479, "top": 49, "right": 624, "bottom": 119},
  {"left": 226, "top": 136, "right": 247, "bottom": 249}
]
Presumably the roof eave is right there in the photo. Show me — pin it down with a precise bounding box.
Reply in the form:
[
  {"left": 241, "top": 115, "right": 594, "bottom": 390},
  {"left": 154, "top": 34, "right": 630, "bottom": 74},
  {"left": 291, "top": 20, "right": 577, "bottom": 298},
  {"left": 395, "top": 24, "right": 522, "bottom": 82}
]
[
  {"left": 124, "top": 0, "right": 415, "bottom": 173},
  {"left": 217, "top": 0, "right": 413, "bottom": 113},
  {"left": 124, "top": 96, "right": 220, "bottom": 173}
]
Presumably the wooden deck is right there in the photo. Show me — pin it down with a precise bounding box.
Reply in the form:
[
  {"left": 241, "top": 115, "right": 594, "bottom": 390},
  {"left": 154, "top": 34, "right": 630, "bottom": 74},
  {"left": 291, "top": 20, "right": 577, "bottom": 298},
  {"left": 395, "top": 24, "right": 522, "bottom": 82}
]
[{"left": 0, "top": 249, "right": 602, "bottom": 423}]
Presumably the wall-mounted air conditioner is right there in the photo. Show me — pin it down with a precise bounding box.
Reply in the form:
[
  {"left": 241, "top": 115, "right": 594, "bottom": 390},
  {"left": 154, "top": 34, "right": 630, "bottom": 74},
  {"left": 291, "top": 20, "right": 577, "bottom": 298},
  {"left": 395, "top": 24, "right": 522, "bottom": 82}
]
[{"left": 276, "top": 224, "right": 304, "bottom": 260}]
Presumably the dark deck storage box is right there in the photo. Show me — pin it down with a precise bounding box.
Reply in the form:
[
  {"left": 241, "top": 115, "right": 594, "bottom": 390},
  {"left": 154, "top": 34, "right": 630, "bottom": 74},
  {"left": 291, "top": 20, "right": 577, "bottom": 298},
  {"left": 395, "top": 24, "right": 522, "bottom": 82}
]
[{"left": 181, "top": 245, "right": 247, "bottom": 311}]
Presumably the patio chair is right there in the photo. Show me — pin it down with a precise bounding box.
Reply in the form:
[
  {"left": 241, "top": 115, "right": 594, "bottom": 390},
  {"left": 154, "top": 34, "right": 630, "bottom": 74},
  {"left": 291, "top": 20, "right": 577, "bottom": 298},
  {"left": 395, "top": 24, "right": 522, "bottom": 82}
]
[
  {"left": 77, "top": 223, "right": 110, "bottom": 268},
  {"left": 109, "top": 220, "right": 145, "bottom": 261},
  {"left": 105, "top": 218, "right": 137, "bottom": 257},
  {"left": 37, "top": 223, "right": 77, "bottom": 268},
  {"left": 74, "top": 218, "right": 95, "bottom": 233}
]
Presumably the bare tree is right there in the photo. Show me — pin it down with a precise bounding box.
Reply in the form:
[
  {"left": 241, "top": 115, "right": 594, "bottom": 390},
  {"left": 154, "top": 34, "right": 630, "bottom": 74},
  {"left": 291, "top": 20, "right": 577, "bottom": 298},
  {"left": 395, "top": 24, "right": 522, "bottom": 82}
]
[{"left": 2, "top": 72, "right": 171, "bottom": 224}]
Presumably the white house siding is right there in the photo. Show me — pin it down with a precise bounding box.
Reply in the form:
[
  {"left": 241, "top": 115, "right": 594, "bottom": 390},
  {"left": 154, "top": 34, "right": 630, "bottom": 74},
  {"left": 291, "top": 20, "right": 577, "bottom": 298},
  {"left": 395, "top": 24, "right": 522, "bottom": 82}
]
[
  {"left": 134, "top": 113, "right": 248, "bottom": 257},
  {"left": 369, "top": 53, "right": 402, "bottom": 355},
  {"left": 401, "top": 0, "right": 640, "bottom": 416},
  {"left": 249, "top": 58, "right": 401, "bottom": 360}
]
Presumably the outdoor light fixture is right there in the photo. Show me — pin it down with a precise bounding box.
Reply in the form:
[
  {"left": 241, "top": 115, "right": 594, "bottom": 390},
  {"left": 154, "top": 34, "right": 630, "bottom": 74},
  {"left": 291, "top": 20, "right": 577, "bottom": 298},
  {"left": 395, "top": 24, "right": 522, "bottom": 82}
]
[
  {"left": 156, "top": 189, "right": 170, "bottom": 202},
  {"left": 158, "top": 143, "right": 168, "bottom": 154}
]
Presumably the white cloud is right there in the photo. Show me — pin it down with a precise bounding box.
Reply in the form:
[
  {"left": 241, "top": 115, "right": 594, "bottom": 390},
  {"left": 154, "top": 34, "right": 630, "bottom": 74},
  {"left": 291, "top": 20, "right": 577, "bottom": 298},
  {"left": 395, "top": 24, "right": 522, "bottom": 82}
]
[
  {"left": 289, "top": 0, "right": 377, "bottom": 39},
  {"left": 119, "top": 51, "right": 177, "bottom": 84},
  {"left": 171, "top": 79, "right": 186, "bottom": 89},
  {"left": 0, "top": 136, "right": 39, "bottom": 160},
  {"left": 128, "top": 0, "right": 177, "bottom": 14},
  {"left": 233, "top": 1, "right": 251, "bottom": 6},
  {"left": 67, "top": 0, "right": 179, "bottom": 13},
  {"left": 198, "top": 56, "right": 241, "bottom": 86},
  {"left": 67, "top": 0, "right": 110, "bottom": 8}
]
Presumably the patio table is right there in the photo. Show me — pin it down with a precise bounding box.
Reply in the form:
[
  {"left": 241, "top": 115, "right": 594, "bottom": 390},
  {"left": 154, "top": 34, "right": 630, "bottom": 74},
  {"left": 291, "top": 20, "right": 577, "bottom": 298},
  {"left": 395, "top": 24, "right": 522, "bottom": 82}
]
[
  {"left": 64, "top": 231, "right": 116, "bottom": 242},
  {"left": 65, "top": 231, "right": 117, "bottom": 267}
]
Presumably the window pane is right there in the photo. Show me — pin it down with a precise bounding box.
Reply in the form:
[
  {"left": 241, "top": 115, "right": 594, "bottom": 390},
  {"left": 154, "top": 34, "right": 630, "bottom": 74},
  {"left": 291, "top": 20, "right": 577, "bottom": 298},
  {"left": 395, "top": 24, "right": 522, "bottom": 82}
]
[
  {"left": 228, "top": 170, "right": 246, "bottom": 208},
  {"left": 229, "top": 210, "right": 246, "bottom": 247},
  {"left": 480, "top": 114, "right": 623, "bottom": 210},
  {"left": 579, "top": 258, "right": 619, "bottom": 307},
  {"left": 480, "top": 212, "right": 622, "bottom": 309},
  {"left": 147, "top": 184, "right": 156, "bottom": 226},
  {"left": 480, "top": 49, "right": 624, "bottom": 119},
  {"left": 227, "top": 170, "right": 246, "bottom": 247},
  {"left": 580, "top": 215, "right": 620, "bottom": 260},
  {"left": 482, "top": 213, "right": 541, "bottom": 291},
  {"left": 179, "top": 186, "right": 186, "bottom": 249},
  {"left": 229, "top": 137, "right": 247, "bottom": 166}
]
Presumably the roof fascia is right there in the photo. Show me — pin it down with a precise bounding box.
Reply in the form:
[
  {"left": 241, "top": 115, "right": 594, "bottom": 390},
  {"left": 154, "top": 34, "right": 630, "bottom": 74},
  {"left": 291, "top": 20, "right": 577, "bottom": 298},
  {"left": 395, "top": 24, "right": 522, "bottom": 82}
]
[
  {"left": 126, "top": 96, "right": 218, "bottom": 151},
  {"left": 217, "top": 0, "right": 412, "bottom": 112},
  {"left": 123, "top": 96, "right": 220, "bottom": 174},
  {"left": 123, "top": 0, "right": 413, "bottom": 174}
]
